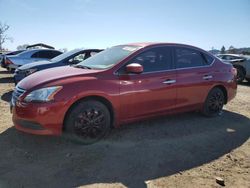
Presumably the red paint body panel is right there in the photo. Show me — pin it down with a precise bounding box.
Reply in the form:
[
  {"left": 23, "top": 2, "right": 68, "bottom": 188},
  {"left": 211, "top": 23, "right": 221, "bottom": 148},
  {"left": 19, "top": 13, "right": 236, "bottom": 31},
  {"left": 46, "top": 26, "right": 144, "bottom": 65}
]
[{"left": 12, "top": 43, "right": 237, "bottom": 136}]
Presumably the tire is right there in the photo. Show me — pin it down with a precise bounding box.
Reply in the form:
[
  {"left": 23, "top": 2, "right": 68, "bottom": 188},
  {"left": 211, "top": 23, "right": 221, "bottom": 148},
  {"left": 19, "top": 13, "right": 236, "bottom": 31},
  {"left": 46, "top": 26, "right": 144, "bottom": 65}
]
[
  {"left": 202, "top": 88, "right": 225, "bottom": 117},
  {"left": 246, "top": 78, "right": 250, "bottom": 83},
  {"left": 235, "top": 66, "right": 245, "bottom": 83},
  {"left": 64, "top": 100, "right": 111, "bottom": 144}
]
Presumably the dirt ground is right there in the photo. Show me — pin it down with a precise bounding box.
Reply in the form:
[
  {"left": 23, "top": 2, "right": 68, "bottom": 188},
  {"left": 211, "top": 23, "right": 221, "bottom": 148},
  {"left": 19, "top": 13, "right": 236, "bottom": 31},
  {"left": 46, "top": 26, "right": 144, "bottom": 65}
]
[{"left": 0, "top": 67, "right": 249, "bottom": 188}]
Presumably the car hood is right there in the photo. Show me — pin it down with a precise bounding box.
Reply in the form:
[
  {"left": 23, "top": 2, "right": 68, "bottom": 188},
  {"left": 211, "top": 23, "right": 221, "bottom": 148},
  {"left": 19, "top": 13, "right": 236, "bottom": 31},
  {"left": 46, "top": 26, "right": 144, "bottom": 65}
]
[
  {"left": 17, "top": 66, "right": 103, "bottom": 90},
  {"left": 18, "top": 60, "right": 52, "bottom": 70}
]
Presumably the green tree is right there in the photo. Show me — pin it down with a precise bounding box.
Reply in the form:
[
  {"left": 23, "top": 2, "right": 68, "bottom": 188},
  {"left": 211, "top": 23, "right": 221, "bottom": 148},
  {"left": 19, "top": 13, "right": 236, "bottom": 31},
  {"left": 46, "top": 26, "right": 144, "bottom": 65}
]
[
  {"left": 17, "top": 44, "right": 30, "bottom": 50},
  {"left": 220, "top": 46, "right": 225, "bottom": 54},
  {"left": 228, "top": 45, "right": 237, "bottom": 54}
]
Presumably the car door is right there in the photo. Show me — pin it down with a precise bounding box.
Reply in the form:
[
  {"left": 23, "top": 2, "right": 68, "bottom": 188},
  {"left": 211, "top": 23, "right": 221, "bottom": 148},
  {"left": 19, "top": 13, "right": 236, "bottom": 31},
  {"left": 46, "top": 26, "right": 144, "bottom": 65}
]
[
  {"left": 174, "top": 47, "right": 214, "bottom": 110},
  {"left": 118, "top": 46, "right": 177, "bottom": 121}
]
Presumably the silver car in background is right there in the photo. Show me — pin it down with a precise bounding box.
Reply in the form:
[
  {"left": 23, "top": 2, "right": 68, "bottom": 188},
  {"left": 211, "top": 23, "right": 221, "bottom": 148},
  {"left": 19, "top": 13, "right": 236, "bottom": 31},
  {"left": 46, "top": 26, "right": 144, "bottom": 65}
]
[
  {"left": 217, "top": 54, "right": 250, "bottom": 83},
  {"left": 5, "top": 49, "right": 62, "bottom": 72},
  {"left": 1, "top": 50, "right": 25, "bottom": 68}
]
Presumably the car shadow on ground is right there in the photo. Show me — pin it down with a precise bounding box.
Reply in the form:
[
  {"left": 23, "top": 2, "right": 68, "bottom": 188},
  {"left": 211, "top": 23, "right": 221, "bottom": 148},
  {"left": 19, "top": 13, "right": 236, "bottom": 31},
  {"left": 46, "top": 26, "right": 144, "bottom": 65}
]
[
  {"left": 0, "top": 77, "right": 14, "bottom": 84},
  {"left": 240, "top": 81, "right": 250, "bottom": 87},
  {"left": 1, "top": 90, "right": 13, "bottom": 103},
  {"left": 0, "top": 110, "right": 249, "bottom": 188},
  {"left": 0, "top": 70, "right": 11, "bottom": 74}
]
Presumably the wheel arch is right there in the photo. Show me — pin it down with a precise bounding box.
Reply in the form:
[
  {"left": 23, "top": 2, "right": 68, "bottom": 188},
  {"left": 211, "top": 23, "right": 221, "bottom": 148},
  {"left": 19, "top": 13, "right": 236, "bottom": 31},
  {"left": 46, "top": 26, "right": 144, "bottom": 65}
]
[{"left": 63, "top": 95, "right": 115, "bottom": 131}]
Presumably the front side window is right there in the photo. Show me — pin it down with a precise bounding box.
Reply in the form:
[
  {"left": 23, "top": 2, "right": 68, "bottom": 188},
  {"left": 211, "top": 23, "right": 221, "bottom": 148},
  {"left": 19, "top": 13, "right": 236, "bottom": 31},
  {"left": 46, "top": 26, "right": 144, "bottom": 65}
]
[
  {"left": 126, "top": 46, "right": 172, "bottom": 73},
  {"left": 175, "top": 47, "right": 206, "bottom": 68},
  {"left": 69, "top": 53, "right": 86, "bottom": 64},
  {"left": 31, "top": 51, "right": 50, "bottom": 59},
  {"left": 51, "top": 51, "right": 62, "bottom": 58},
  {"left": 38, "top": 51, "right": 57, "bottom": 59}
]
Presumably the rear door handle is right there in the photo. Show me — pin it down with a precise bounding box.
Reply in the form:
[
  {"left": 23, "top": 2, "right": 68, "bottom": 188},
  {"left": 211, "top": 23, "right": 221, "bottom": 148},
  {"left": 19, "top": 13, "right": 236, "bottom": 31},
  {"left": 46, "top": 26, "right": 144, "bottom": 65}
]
[
  {"left": 163, "top": 79, "right": 176, "bottom": 84},
  {"left": 203, "top": 75, "right": 213, "bottom": 80}
]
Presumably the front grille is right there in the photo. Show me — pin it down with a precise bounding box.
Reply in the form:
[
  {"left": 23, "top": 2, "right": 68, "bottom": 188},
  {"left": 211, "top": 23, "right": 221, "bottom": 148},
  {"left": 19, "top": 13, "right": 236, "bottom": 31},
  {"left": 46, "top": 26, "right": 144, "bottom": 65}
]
[{"left": 11, "top": 86, "right": 26, "bottom": 106}]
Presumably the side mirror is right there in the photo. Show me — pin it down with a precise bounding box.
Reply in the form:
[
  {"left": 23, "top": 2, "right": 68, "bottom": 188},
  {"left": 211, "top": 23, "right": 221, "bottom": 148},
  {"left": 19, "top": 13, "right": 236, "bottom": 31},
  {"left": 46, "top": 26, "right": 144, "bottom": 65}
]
[{"left": 126, "top": 63, "right": 143, "bottom": 74}]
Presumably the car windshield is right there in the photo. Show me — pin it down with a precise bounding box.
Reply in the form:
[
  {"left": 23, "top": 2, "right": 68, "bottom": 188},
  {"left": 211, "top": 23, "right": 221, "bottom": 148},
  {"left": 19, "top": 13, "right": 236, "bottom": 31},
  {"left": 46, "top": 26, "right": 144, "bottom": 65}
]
[
  {"left": 51, "top": 49, "right": 82, "bottom": 62},
  {"left": 77, "top": 45, "right": 142, "bottom": 69}
]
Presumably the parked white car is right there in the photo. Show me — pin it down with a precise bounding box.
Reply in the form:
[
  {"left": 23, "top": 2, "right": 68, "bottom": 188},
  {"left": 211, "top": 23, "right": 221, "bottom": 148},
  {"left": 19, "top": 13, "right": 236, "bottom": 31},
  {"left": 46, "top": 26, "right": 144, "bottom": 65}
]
[{"left": 217, "top": 54, "right": 250, "bottom": 83}]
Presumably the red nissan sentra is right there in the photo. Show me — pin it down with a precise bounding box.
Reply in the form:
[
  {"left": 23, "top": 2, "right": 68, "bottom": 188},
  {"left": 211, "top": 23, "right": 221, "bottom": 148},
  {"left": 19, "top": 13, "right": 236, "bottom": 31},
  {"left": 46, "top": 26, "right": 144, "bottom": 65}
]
[{"left": 11, "top": 43, "right": 237, "bottom": 143}]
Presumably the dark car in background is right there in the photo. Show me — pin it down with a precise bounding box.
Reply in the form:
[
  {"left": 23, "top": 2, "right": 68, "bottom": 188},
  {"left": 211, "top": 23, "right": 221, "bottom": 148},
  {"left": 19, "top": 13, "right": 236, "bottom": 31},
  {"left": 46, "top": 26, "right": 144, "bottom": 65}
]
[
  {"left": 1, "top": 50, "right": 25, "bottom": 68},
  {"left": 217, "top": 54, "right": 250, "bottom": 83},
  {"left": 5, "top": 49, "right": 62, "bottom": 72},
  {"left": 14, "top": 49, "right": 102, "bottom": 84}
]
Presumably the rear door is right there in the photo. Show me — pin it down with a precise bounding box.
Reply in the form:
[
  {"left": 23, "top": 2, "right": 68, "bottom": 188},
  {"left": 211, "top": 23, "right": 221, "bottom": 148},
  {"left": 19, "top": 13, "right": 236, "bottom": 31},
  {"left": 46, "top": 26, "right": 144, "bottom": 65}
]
[
  {"left": 174, "top": 47, "right": 214, "bottom": 110},
  {"left": 118, "top": 46, "right": 177, "bottom": 120}
]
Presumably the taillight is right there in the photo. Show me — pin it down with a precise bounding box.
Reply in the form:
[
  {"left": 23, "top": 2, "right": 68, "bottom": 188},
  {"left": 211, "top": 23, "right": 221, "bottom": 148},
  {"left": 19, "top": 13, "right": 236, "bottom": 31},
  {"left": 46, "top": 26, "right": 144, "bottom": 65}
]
[
  {"left": 231, "top": 67, "right": 237, "bottom": 77},
  {"left": 5, "top": 58, "right": 13, "bottom": 65}
]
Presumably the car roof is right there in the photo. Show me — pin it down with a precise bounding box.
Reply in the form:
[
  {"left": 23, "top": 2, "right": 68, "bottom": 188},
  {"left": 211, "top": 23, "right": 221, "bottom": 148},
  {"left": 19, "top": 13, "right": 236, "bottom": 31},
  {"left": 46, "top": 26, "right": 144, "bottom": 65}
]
[
  {"left": 124, "top": 42, "right": 205, "bottom": 50},
  {"left": 19, "top": 48, "right": 61, "bottom": 55},
  {"left": 122, "top": 42, "right": 210, "bottom": 55},
  {"left": 11, "top": 49, "right": 61, "bottom": 58},
  {"left": 217, "top": 54, "right": 241, "bottom": 57}
]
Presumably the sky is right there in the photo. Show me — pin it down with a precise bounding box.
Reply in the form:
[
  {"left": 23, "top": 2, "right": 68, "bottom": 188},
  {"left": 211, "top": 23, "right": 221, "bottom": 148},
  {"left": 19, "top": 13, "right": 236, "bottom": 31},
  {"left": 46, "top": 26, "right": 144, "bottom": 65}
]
[{"left": 0, "top": 0, "right": 250, "bottom": 51}]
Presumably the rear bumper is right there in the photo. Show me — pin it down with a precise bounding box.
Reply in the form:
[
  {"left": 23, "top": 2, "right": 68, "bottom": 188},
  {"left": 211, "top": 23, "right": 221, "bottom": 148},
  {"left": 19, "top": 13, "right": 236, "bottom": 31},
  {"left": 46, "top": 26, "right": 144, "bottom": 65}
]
[{"left": 227, "top": 80, "right": 237, "bottom": 103}]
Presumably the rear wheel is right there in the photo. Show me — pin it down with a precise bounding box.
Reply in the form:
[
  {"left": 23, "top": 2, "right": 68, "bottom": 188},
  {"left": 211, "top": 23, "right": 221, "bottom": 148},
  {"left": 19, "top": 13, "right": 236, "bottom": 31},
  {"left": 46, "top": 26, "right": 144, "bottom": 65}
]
[
  {"left": 235, "top": 66, "right": 245, "bottom": 83},
  {"left": 246, "top": 78, "right": 250, "bottom": 83},
  {"left": 64, "top": 100, "right": 111, "bottom": 144},
  {"left": 202, "top": 88, "right": 225, "bottom": 117}
]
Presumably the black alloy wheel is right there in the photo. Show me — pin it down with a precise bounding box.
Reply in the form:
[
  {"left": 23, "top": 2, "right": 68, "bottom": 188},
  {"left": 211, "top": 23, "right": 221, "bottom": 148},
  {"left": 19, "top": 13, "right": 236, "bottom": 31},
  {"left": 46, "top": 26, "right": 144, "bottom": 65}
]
[
  {"left": 64, "top": 100, "right": 111, "bottom": 144},
  {"left": 202, "top": 88, "right": 225, "bottom": 117}
]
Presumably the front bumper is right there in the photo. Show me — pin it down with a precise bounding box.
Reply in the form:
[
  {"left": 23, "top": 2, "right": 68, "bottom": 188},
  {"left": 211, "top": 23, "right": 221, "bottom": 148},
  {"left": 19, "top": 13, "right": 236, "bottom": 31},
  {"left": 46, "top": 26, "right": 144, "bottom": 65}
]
[{"left": 12, "top": 101, "right": 67, "bottom": 136}]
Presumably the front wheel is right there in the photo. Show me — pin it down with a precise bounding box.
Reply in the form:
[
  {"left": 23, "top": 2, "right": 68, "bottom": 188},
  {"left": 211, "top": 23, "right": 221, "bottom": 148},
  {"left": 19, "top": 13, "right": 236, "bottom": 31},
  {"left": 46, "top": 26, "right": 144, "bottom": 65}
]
[
  {"left": 64, "top": 100, "right": 111, "bottom": 144},
  {"left": 202, "top": 88, "right": 225, "bottom": 117}
]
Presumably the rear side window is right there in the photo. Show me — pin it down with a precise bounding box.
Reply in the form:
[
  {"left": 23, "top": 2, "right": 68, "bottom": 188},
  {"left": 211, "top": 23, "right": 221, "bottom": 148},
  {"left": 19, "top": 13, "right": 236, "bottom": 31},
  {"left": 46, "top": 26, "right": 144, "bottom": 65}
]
[
  {"left": 175, "top": 47, "right": 206, "bottom": 68},
  {"left": 203, "top": 53, "right": 214, "bottom": 65},
  {"left": 126, "top": 46, "right": 173, "bottom": 73}
]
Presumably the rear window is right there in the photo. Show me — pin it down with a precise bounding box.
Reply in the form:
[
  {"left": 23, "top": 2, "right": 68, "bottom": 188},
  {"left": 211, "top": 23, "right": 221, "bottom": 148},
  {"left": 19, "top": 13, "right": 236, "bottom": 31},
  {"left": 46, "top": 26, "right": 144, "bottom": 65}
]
[{"left": 31, "top": 50, "right": 61, "bottom": 59}]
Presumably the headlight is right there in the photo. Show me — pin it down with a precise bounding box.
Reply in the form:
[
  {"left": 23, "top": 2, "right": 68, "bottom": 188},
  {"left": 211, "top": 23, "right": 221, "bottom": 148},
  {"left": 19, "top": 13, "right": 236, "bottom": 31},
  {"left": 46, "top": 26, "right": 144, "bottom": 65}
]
[
  {"left": 26, "top": 68, "right": 37, "bottom": 75},
  {"left": 23, "top": 86, "right": 62, "bottom": 102}
]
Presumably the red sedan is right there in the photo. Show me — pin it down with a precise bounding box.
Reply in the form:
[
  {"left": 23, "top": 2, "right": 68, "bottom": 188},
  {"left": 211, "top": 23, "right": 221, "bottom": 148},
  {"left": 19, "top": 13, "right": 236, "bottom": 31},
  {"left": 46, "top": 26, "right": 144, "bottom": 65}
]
[{"left": 11, "top": 43, "right": 237, "bottom": 143}]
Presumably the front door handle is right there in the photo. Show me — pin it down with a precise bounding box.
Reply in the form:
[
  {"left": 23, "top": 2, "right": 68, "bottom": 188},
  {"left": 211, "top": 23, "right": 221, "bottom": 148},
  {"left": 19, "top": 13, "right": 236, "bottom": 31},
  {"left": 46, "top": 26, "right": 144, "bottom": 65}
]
[
  {"left": 163, "top": 79, "right": 176, "bottom": 84},
  {"left": 203, "top": 75, "right": 213, "bottom": 80}
]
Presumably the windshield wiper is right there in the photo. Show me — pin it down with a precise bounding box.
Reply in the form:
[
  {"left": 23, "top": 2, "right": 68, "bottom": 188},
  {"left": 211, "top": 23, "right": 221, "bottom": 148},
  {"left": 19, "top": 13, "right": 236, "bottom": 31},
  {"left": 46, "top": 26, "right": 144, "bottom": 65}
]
[{"left": 72, "top": 64, "right": 92, "bottom": 69}]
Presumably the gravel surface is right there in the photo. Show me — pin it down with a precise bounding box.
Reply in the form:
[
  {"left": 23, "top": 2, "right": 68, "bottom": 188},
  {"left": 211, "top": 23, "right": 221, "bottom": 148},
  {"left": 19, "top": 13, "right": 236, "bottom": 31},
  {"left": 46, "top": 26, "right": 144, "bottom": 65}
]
[{"left": 0, "top": 67, "right": 249, "bottom": 188}]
